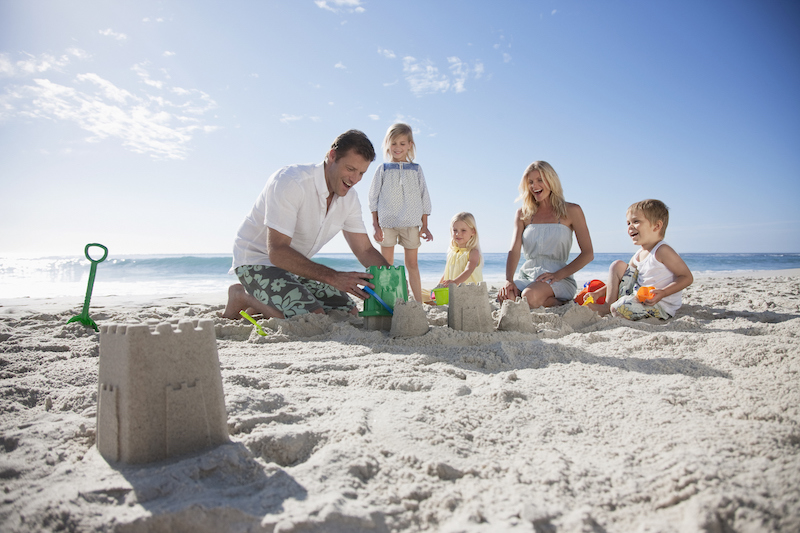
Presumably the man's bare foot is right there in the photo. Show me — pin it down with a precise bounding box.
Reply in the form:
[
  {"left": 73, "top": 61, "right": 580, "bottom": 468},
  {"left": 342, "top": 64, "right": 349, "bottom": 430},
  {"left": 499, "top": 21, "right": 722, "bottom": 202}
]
[{"left": 222, "top": 284, "right": 284, "bottom": 319}]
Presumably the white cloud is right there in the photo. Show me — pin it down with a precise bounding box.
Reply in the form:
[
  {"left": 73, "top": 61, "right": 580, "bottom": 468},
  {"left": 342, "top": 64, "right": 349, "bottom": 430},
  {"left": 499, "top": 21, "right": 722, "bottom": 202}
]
[
  {"left": 279, "top": 114, "right": 303, "bottom": 124},
  {"left": 368, "top": 114, "right": 380, "bottom": 120},
  {"left": 0, "top": 51, "right": 217, "bottom": 160},
  {"left": 315, "top": 0, "right": 365, "bottom": 13},
  {"left": 132, "top": 62, "right": 163, "bottom": 89},
  {"left": 378, "top": 48, "right": 396, "bottom": 59},
  {"left": 334, "top": 62, "right": 346, "bottom": 69},
  {"left": 402, "top": 56, "right": 484, "bottom": 96},
  {"left": 280, "top": 114, "right": 321, "bottom": 124},
  {"left": 402, "top": 56, "right": 450, "bottom": 95},
  {"left": 0, "top": 51, "right": 84, "bottom": 77},
  {"left": 99, "top": 28, "right": 127, "bottom": 41},
  {"left": 503, "top": 52, "right": 512, "bottom": 63},
  {"left": 552, "top": 10, "right": 558, "bottom": 15},
  {"left": 163, "top": 51, "right": 176, "bottom": 57}
]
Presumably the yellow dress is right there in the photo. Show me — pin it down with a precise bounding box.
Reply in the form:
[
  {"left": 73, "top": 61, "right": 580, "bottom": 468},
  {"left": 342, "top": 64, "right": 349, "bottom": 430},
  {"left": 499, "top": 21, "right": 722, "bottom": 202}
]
[{"left": 443, "top": 247, "right": 483, "bottom": 284}]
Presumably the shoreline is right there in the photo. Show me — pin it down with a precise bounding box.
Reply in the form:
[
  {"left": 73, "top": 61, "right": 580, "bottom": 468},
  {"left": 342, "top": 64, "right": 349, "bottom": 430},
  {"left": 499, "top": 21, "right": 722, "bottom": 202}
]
[{"left": 2, "top": 268, "right": 799, "bottom": 312}]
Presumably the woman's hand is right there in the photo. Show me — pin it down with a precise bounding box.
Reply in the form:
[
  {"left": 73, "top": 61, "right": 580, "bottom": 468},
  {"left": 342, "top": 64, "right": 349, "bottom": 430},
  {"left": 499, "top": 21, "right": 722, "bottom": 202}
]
[
  {"left": 535, "top": 271, "right": 562, "bottom": 285},
  {"left": 498, "top": 280, "right": 520, "bottom": 302}
]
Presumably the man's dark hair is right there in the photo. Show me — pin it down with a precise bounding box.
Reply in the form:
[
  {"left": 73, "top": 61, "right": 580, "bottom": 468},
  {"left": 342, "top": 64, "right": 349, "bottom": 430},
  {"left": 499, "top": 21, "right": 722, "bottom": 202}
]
[{"left": 330, "top": 129, "right": 376, "bottom": 162}]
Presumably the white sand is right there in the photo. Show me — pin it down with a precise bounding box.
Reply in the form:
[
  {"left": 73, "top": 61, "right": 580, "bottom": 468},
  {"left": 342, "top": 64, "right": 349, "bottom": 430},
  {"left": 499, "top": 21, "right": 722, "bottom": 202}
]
[{"left": 1, "top": 272, "right": 799, "bottom": 532}]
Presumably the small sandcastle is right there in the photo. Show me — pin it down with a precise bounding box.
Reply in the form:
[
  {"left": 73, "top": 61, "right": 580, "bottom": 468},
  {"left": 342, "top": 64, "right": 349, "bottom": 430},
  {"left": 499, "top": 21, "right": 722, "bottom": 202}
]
[
  {"left": 497, "top": 297, "right": 538, "bottom": 333},
  {"left": 390, "top": 299, "right": 430, "bottom": 337},
  {"left": 97, "top": 319, "right": 229, "bottom": 464},
  {"left": 447, "top": 282, "right": 494, "bottom": 333}
]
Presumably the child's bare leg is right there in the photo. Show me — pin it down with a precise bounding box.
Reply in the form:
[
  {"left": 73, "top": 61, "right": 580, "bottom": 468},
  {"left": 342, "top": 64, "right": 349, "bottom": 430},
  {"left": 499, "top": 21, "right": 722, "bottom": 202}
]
[
  {"left": 521, "top": 282, "right": 560, "bottom": 308},
  {"left": 587, "top": 260, "right": 627, "bottom": 316},
  {"left": 222, "top": 284, "right": 284, "bottom": 319},
  {"left": 380, "top": 245, "right": 395, "bottom": 265},
  {"left": 404, "top": 247, "right": 422, "bottom": 301}
]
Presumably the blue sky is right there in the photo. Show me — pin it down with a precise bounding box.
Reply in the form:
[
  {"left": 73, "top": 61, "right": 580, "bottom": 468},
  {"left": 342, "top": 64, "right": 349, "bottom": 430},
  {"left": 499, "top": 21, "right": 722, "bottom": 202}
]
[{"left": 1, "top": 0, "right": 798, "bottom": 258}]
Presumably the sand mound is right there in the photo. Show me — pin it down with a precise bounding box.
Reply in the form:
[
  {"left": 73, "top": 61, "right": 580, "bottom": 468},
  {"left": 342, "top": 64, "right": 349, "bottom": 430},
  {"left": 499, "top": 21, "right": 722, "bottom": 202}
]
[{"left": 1, "top": 274, "right": 799, "bottom": 532}]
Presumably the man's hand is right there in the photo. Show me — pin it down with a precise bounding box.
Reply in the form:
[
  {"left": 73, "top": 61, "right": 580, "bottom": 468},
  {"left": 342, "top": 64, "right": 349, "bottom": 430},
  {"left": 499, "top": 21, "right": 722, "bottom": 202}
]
[{"left": 329, "top": 270, "right": 376, "bottom": 299}]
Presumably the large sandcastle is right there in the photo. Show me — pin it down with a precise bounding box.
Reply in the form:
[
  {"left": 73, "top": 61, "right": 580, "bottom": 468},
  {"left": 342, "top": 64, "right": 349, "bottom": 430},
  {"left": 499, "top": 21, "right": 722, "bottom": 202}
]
[{"left": 97, "top": 319, "right": 229, "bottom": 464}]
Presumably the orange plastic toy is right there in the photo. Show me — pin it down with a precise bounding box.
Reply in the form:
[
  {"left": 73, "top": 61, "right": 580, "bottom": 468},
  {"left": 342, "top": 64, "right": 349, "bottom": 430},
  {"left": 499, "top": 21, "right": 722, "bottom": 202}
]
[
  {"left": 575, "top": 279, "right": 606, "bottom": 305},
  {"left": 637, "top": 286, "right": 655, "bottom": 302}
]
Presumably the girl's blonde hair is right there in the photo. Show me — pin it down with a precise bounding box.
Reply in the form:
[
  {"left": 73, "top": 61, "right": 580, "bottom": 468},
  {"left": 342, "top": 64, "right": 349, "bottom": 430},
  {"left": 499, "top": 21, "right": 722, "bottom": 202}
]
[
  {"left": 382, "top": 123, "right": 415, "bottom": 162},
  {"left": 517, "top": 161, "right": 568, "bottom": 222},
  {"left": 450, "top": 212, "right": 480, "bottom": 252}
]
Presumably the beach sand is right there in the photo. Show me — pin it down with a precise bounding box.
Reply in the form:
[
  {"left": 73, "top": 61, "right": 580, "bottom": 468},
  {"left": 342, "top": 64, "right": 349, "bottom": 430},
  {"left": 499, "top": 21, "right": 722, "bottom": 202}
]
[{"left": 1, "top": 271, "right": 799, "bottom": 532}]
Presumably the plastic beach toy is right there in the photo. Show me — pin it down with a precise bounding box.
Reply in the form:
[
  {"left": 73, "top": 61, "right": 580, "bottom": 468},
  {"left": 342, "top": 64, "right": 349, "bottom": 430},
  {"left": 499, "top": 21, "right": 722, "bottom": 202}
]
[
  {"left": 431, "top": 287, "right": 449, "bottom": 305},
  {"left": 362, "top": 286, "right": 393, "bottom": 315},
  {"left": 575, "top": 279, "right": 605, "bottom": 305},
  {"left": 359, "top": 265, "right": 407, "bottom": 318},
  {"left": 637, "top": 286, "right": 655, "bottom": 302},
  {"left": 240, "top": 310, "right": 268, "bottom": 336},
  {"left": 67, "top": 243, "right": 108, "bottom": 332}
]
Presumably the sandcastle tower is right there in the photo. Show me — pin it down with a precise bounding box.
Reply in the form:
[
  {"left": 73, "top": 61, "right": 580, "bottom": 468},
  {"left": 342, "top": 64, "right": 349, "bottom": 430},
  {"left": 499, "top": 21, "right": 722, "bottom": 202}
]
[
  {"left": 97, "top": 319, "right": 229, "bottom": 464},
  {"left": 447, "top": 282, "right": 494, "bottom": 333},
  {"left": 389, "top": 299, "right": 429, "bottom": 337},
  {"left": 497, "top": 297, "right": 538, "bottom": 333}
]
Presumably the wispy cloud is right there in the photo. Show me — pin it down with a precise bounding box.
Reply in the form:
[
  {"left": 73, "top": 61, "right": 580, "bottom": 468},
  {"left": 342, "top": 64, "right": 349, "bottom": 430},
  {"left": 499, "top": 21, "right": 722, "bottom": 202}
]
[
  {"left": 378, "top": 48, "right": 396, "bottom": 59},
  {"left": 315, "top": 0, "right": 365, "bottom": 14},
  {"left": 99, "top": 28, "right": 128, "bottom": 41},
  {"left": 402, "top": 56, "right": 484, "bottom": 96},
  {"left": 280, "top": 114, "right": 321, "bottom": 124},
  {"left": 163, "top": 51, "right": 176, "bottom": 57},
  {"left": 0, "top": 51, "right": 217, "bottom": 160},
  {"left": 0, "top": 49, "right": 86, "bottom": 77},
  {"left": 334, "top": 62, "right": 346, "bottom": 69},
  {"left": 368, "top": 114, "right": 380, "bottom": 120}
]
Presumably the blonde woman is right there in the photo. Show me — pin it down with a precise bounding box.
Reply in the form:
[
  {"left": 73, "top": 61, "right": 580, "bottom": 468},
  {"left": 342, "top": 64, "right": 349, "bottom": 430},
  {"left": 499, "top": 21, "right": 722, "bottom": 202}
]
[
  {"left": 497, "top": 161, "right": 594, "bottom": 308},
  {"left": 438, "top": 212, "right": 483, "bottom": 286}
]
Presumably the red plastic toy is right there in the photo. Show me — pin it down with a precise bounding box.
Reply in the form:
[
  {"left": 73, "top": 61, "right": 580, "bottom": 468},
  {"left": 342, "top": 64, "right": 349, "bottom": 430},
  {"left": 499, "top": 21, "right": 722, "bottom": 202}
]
[{"left": 575, "top": 279, "right": 606, "bottom": 305}]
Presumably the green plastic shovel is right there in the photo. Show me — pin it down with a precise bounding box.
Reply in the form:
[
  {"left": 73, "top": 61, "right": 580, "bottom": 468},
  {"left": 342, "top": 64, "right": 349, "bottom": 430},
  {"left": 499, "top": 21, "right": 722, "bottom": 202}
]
[{"left": 67, "top": 243, "right": 108, "bottom": 332}]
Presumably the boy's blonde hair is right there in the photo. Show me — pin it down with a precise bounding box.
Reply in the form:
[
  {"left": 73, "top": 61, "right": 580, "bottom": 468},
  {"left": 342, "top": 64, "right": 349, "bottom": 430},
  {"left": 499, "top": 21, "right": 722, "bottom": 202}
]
[
  {"left": 628, "top": 199, "right": 669, "bottom": 237},
  {"left": 517, "top": 161, "right": 568, "bottom": 222},
  {"left": 450, "top": 212, "right": 480, "bottom": 252},
  {"left": 382, "top": 123, "right": 415, "bottom": 162}
]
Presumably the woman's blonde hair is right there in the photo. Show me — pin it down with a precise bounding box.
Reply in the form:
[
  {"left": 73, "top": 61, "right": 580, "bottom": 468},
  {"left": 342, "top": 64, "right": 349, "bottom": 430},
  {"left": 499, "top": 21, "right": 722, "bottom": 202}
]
[
  {"left": 450, "top": 212, "right": 480, "bottom": 252},
  {"left": 517, "top": 161, "right": 567, "bottom": 222},
  {"left": 382, "top": 123, "right": 415, "bottom": 162}
]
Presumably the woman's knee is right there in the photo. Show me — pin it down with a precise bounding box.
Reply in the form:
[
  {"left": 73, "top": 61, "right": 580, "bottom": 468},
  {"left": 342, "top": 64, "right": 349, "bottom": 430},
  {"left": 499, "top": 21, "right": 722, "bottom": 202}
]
[{"left": 521, "top": 284, "right": 550, "bottom": 308}]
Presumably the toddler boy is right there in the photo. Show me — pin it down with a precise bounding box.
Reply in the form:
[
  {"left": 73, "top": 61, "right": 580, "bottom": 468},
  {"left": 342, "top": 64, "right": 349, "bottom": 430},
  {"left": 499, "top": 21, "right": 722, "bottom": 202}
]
[{"left": 589, "top": 199, "right": 693, "bottom": 320}]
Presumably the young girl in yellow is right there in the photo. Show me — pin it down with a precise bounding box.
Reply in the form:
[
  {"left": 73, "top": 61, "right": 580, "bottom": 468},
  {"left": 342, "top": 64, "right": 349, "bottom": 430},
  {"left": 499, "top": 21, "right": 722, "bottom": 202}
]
[{"left": 439, "top": 212, "right": 483, "bottom": 286}]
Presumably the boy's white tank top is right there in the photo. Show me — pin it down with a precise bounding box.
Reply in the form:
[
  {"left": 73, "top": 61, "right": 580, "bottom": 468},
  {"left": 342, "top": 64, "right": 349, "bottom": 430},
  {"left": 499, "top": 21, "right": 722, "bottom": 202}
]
[{"left": 632, "top": 241, "right": 682, "bottom": 316}]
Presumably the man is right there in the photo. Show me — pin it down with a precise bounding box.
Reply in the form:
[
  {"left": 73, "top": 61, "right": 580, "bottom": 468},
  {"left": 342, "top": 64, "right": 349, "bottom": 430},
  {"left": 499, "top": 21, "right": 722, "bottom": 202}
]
[{"left": 223, "top": 129, "right": 391, "bottom": 319}]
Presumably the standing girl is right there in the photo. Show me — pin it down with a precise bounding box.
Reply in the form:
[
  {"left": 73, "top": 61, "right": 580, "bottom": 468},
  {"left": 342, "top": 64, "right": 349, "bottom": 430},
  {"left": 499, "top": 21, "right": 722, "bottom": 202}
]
[
  {"left": 439, "top": 212, "right": 483, "bottom": 287},
  {"left": 369, "top": 123, "right": 433, "bottom": 301}
]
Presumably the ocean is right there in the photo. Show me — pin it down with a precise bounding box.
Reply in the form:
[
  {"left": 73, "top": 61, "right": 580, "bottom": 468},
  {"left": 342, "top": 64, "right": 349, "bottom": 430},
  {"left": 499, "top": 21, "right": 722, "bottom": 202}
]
[{"left": 1, "top": 252, "right": 799, "bottom": 300}]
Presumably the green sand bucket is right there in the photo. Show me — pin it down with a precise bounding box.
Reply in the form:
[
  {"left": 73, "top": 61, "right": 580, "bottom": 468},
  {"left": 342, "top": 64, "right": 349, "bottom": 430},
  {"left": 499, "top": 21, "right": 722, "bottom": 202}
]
[{"left": 359, "top": 265, "right": 408, "bottom": 317}]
